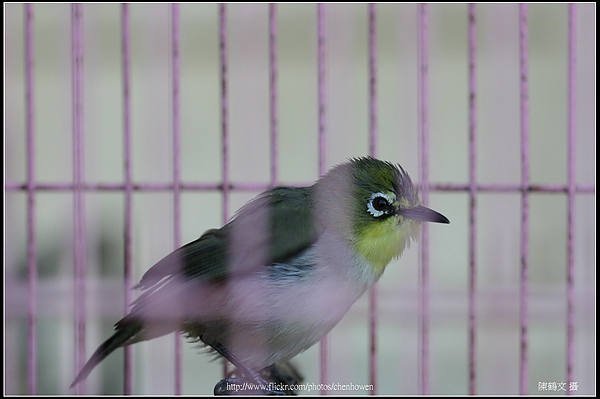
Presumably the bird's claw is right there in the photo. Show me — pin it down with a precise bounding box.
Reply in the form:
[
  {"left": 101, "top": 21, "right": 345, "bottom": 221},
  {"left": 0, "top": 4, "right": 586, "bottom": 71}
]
[{"left": 213, "top": 362, "right": 303, "bottom": 396}]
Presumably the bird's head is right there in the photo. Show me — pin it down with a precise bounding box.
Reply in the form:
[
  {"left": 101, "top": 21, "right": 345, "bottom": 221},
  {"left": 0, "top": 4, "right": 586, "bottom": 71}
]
[{"left": 314, "top": 156, "right": 449, "bottom": 276}]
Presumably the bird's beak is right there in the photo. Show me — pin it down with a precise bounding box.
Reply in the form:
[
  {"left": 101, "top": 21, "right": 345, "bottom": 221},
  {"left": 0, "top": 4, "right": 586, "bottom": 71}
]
[{"left": 399, "top": 205, "right": 450, "bottom": 224}]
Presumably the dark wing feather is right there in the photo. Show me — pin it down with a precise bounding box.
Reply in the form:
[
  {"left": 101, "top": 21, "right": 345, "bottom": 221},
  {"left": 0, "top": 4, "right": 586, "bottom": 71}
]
[
  {"left": 136, "top": 186, "right": 318, "bottom": 290},
  {"left": 135, "top": 228, "right": 229, "bottom": 289},
  {"left": 267, "top": 186, "right": 318, "bottom": 263}
]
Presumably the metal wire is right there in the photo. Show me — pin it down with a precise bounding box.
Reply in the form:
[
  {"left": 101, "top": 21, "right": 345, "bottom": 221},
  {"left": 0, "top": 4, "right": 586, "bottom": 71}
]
[
  {"left": 519, "top": 4, "right": 530, "bottom": 394},
  {"left": 467, "top": 3, "right": 478, "bottom": 395},
  {"left": 219, "top": 2, "right": 231, "bottom": 381},
  {"left": 71, "top": 4, "right": 87, "bottom": 394},
  {"left": 24, "top": 3, "right": 37, "bottom": 395},
  {"left": 566, "top": 3, "right": 577, "bottom": 394},
  {"left": 317, "top": 3, "right": 329, "bottom": 394},
  {"left": 170, "top": 3, "right": 183, "bottom": 394},
  {"left": 120, "top": 3, "right": 134, "bottom": 394},
  {"left": 367, "top": 3, "right": 378, "bottom": 395},
  {"left": 269, "top": 4, "right": 279, "bottom": 188},
  {"left": 417, "top": 4, "right": 430, "bottom": 394}
]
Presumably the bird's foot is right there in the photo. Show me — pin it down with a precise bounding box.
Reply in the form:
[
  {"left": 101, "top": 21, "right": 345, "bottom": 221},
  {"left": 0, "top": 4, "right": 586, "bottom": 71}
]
[
  {"left": 260, "top": 363, "right": 304, "bottom": 395},
  {"left": 208, "top": 342, "right": 301, "bottom": 395}
]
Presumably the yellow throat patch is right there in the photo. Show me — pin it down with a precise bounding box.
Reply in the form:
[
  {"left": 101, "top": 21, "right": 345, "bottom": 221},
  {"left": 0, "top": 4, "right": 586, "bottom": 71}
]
[{"left": 353, "top": 215, "right": 417, "bottom": 276}]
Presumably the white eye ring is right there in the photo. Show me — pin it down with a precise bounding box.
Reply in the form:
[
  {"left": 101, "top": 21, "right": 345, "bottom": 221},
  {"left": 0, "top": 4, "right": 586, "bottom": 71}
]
[{"left": 367, "top": 192, "right": 395, "bottom": 218}]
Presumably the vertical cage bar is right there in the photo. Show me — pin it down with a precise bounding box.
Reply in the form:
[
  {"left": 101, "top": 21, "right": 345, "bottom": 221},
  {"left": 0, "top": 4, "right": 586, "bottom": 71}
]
[
  {"left": 467, "top": 3, "right": 477, "bottom": 395},
  {"left": 219, "top": 3, "right": 231, "bottom": 379},
  {"left": 417, "top": 3, "right": 430, "bottom": 395},
  {"left": 566, "top": 3, "right": 577, "bottom": 393},
  {"left": 71, "top": 3, "right": 87, "bottom": 394},
  {"left": 269, "top": 4, "right": 278, "bottom": 188},
  {"left": 518, "top": 4, "right": 530, "bottom": 395},
  {"left": 170, "top": 3, "right": 183, "bottom": 395},
  {"left": 24, "top": 3, "right": 37, "bottom": 395},
  {"left": 368, "top": 3, "right": 377, "bottom": 160},
  {"left": 317, "top": 4, "right": 327, "bottom": 177},
  {"left": 316, "top": 3, "right": 328, "bottom": 393},
  {"left": 219, "top": 4, "right": 230, "bottom": 227},
  {"left": 121, "top": 3, "right": 134, "bottom": 394},
  {"left": 367, "top": 3, "right": 378, "bottom": 395}
]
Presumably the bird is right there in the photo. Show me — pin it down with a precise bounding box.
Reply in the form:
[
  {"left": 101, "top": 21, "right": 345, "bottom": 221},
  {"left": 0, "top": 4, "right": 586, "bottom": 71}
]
[{"left": 70, "top": 156, "right": 449, "bottom": 394}]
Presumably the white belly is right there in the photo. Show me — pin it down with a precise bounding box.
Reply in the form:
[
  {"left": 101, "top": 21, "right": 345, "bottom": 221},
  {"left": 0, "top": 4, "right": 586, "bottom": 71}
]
[{"left": 207, "top": 233, "right": 378, "bottom": 369}]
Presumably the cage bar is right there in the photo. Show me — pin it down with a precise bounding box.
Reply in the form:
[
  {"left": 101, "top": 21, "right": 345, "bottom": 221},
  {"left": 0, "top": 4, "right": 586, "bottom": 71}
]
[
  {"left": 367, "top": 3, "right": 378, "bottom": 395},
  {"left": 368, "top": 4, "right": 377, "bottom": 160},
  {"left": 218, "top": 3, "right": 231, "bottom": 380},
  {"left": 417, "top": 3, "right": 430, "bottom": 395},
  {"left": 317, "top": 4, "right": 327, "bottom": 178},
  {"left": 71, "top": 3, "right": 87, "bottom": 394},
  {"left": 24, "top": 3, "right": 37, "bottom": 395},
  {"left": 316, "top": 3, "right": 329, "bottom": 394},
  {"left": 120, "top": 3, "right": 134, "bottom": 394},
  {"left": 518, "top": 4, "right": 530, "bottom": 395},
  {"left": 5, "top": 180, "right": 595, "bottom": 195},
  {"left": 467, "top": 3, "right": 478, "bottom": 396},
  {"left": 269, "top": 4, "right": 278, "bottom": 188},
  {"left": 219, "top": 4, "right": 230, "bottom": 229},
  {"left": 566, "top": 3, "right": 577, "bottom": 394},
  {"left": 170, "top": 3, "right": 183, "bottom": 395}
]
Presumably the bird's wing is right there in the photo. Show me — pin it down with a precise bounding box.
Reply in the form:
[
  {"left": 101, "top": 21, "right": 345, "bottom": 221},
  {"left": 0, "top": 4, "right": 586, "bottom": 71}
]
[
  {"left": 265, "top": 186, "right": 319, "bottom": 264},
  {"left": 135, "top": 186, "right": 319, "bottom": 290}
]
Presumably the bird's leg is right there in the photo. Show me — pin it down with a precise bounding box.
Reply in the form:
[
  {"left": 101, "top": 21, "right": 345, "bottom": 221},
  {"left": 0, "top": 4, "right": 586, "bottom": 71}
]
[{"left": 210, "top": 342, "right": 285, "bottom": 396}]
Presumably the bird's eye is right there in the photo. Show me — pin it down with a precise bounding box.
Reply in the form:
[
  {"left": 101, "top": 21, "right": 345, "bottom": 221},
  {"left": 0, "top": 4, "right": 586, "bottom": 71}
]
[
  {"left": 372, "top": 197, "right": 389, "bottom": 211},
  {"left": 367, "top": 192, "right": 393, "bottom": 218}
]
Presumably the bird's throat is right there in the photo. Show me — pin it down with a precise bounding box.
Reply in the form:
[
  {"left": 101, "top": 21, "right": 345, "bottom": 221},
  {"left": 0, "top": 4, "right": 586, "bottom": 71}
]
[{"left": 353, "top": 218, "right": 414, "bottom": 276}]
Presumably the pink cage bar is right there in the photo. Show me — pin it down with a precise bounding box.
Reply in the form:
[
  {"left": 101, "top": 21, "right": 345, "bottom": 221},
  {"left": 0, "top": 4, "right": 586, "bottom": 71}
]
[{"left": 7, "top": 3, "right": 595, "bottom": 396}]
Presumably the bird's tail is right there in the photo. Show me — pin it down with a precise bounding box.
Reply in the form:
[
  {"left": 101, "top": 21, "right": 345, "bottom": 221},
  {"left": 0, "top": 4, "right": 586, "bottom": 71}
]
[{"left": 70, "top": 321, "right": 142, "bottom": 388}]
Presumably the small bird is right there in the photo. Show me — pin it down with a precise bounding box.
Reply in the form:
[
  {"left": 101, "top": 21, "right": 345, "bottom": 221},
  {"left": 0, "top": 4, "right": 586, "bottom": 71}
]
[{"left": 71, "top": 156, "right": 449, "bottom": 394}]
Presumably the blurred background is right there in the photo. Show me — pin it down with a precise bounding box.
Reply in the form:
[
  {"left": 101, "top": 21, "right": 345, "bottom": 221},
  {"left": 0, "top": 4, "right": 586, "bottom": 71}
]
[{"left": 4, "top": 3, "right": 596, "bottom": 395}]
